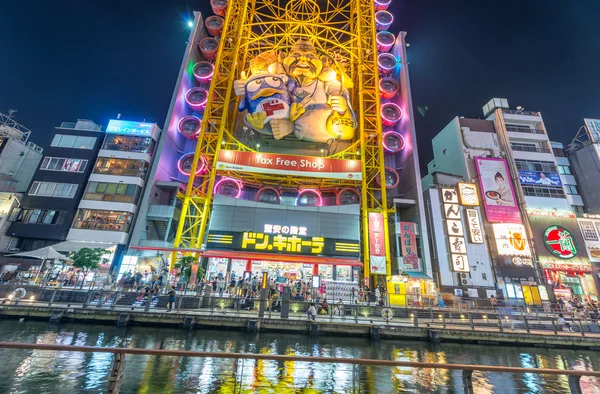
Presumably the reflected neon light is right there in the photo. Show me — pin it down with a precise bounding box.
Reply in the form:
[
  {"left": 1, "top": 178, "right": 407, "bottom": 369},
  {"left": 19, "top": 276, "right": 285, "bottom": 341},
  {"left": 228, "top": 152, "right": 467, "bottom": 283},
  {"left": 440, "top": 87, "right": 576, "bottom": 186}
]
[
  {"left": 214, "top": 177, "right": 242, "bottom": 198},
  {"left": 296, "top": 189, "right": 322, "bottom": 207},
  {"left": 382, "top": 131, "right": 405, "bottom": 153}
]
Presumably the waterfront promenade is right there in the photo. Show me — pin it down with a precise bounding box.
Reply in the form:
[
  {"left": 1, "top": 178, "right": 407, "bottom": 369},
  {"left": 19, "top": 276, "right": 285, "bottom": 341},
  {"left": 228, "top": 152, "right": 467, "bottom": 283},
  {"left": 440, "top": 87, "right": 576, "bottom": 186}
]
[{"left": 1, "top": 284, "right": 599, "bottom": 350}]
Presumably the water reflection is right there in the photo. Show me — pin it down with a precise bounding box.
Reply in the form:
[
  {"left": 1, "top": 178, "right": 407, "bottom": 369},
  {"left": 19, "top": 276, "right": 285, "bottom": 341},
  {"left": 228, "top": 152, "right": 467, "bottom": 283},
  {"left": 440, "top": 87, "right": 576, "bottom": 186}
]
[{"left": 0, "top": 320, "right": 598, "bottom": 393}]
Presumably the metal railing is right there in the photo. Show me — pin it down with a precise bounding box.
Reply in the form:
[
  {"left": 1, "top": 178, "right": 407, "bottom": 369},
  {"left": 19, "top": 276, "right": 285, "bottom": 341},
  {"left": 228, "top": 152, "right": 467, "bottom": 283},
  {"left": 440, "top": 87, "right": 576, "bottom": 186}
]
[
  {"left": 505, "top": 125, "right": 545, "bottom": 134},
  {"left": 502, "top": 109, "right": 541, "bottom": 116},
  {"left": 510, "top": 145, "right": 552, "bottom": 153},
  {"left": 0, "top": 342, "right": 597, "bottom": 393}
]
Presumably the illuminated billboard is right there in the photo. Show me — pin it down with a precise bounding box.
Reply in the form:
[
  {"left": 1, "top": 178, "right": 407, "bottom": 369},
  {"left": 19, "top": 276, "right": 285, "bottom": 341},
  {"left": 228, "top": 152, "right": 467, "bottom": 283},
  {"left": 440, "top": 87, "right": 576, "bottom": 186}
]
[
  {"left": 475, "top": 157, "right": 521, "bottom": 223},
  {"left": 518, "top": 170, "right": 562, "bottom": 187},
  {"left": 492, "top": 224, "right": 531, "bottom": 256},
  {"left": 106, "top": 119, "right": 155, "bottom": 137},
  {"left": 458, "top": 183, "right": 479, "bottom": 206}
]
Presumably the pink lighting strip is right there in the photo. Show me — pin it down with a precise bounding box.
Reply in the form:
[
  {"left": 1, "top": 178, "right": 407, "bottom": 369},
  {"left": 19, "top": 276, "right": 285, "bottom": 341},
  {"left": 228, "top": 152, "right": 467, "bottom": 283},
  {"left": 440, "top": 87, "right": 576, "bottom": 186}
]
[
  {"left": 375, "top": 11, "right": 394, "bottom": 30},
  {"left": 377, "top": 53, "right": 397, "bottom": 73},
  {"left": 185, "top": 87, "right": 208, "bottom": 111},
  {"left": 193, "top": 61, "right": 215, "bottom": 82},
  {"left": 177, "top": 116, "right": 202, "bottom": 138},
  {"left": 214, "top": 177, "right": 243, "bottom": 198},
  {"left": 374, "top": 0, "right": 392, "bottom": 11},
  {"left": 380, "top": 102, "right": 403, "bottom": 126},
  {"left": 296, "top": 189, "right": 322, "bottom": 207}
]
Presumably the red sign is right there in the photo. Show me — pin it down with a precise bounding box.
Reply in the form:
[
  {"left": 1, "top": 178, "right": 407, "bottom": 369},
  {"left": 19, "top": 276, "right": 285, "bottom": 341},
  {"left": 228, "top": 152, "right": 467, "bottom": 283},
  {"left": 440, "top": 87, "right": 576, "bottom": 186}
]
[
  {"left": 216, "top": 150, "right": 362, "bottom": 180},
  {"left": 541, "top": 262, "right": 592, "bottom": 273},
  {"left": 368, "top": 212, "right": 386, "bottom": 274}
]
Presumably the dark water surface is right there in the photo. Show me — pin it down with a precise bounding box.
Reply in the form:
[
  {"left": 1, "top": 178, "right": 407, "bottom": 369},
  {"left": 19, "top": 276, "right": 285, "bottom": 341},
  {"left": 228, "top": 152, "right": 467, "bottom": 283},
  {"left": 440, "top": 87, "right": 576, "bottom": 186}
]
[{"left": 0, "top": 319, "right": 599, "bottom": 393}]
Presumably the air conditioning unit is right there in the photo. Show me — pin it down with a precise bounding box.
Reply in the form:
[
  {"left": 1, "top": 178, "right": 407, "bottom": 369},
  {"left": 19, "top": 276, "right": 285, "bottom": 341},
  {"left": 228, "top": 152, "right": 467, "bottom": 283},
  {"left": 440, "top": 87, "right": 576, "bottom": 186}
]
[{"left": 457, "top": 272, "right": 472, "bottom": 286}]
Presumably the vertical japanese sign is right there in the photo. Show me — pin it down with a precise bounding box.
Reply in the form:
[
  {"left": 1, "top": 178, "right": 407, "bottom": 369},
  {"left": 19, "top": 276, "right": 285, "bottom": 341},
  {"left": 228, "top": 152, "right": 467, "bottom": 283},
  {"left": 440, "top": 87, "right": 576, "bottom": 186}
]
[
  {"left": 368, "top": 212, "right": 386, "bottom": 275},
  {"left": 400, "top": 222, "right": 420, "bottom": 271},
  {"left": 466, "top": 209, "right": 484, "bottom": 244},
  {"left": 474, "top": 157, "right": 521, "bottom": 223}
]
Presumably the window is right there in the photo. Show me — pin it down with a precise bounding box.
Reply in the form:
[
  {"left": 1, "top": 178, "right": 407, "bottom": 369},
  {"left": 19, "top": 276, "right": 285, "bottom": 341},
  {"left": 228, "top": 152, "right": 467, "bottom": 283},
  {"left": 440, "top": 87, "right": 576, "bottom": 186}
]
[
  {"left": 558, "top": 165, "right": 572, "bottom": 175},
  {"left": 552, "top": 148, "right": 566, "bottom": 157},
  {"left": 94, "top": 158, "right": 149, "bottom": 179},
  {"left": 564, "top": 184, "right": 579, "bottom": 195},
  {"left": 515, "top": 160, "right": 557, "bottom": 173},
  {"left": 572, "top": 205, "right": 585, "bottom": 214},
  {"left": 83, "top": 182, "right": 141, "bottom": 203},
  {"left": 40, "top": 157, "right": 88, "bottom": 172},
  {"left": 11, "top": 209, "right": 60, "bottom": 225},
  {"left": 29, "top": 181, "right": 77, "bottom": 198},
  {"left": 510, "top": 142, "right": 550, "bottom": 153},
  {"left": 51, "top": 134, "right": 96, "bottom": 149},
  {"left": 102, "top": 135, "right": 154, "bottom": 154},
  {"left": 579, "top": 221, "right": 598, "bottom": 241},
  {"left": 73, "top": 209, "right": 133, "bottom": 232},
  {"left": 521, "top": 185, "right": 565, "bottom": 198}
]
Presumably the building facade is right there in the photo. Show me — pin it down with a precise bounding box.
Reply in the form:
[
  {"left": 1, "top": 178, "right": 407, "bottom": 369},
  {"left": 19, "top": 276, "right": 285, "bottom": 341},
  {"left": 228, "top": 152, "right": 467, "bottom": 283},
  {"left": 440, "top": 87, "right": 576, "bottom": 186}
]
[
  {"left": 568, "top": 118, "right": 600, "bottom": 215},
  {"left": 123, "top": 2, "right": 432, "bottom": 306},
  {"left": 6, "top": 120, "right": 104, "bottom": 252},
  {"left": 423, "top": 99, "right": 598, "bottom": 304}
]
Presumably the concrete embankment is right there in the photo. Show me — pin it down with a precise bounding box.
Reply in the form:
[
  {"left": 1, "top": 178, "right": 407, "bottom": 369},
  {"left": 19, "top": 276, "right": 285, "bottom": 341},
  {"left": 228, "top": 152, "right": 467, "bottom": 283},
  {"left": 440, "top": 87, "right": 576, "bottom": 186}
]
[{"left": 1, "top": 304, "right": 599, "bottom": 350}]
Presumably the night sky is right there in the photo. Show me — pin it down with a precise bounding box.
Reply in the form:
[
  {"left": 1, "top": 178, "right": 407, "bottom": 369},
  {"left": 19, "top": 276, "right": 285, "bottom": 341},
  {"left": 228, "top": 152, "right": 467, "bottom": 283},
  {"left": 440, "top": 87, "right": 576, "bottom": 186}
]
[{"left": 2, "top": 1, "right": 599, "bottom": 170}]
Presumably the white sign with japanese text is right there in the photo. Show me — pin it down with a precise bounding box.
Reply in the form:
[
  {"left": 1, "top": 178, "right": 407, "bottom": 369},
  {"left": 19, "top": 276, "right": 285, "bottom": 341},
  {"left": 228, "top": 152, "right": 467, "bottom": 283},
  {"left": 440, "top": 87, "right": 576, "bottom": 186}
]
[{"left": 466, "top": 209, "right": 484, "bottom": 244}]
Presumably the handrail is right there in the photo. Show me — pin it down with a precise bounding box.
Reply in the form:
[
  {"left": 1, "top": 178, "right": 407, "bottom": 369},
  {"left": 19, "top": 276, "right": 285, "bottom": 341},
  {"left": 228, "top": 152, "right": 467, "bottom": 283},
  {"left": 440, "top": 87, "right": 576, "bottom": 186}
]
[{"left": 0, "top": 342, "right": 599, "bottom": 377}]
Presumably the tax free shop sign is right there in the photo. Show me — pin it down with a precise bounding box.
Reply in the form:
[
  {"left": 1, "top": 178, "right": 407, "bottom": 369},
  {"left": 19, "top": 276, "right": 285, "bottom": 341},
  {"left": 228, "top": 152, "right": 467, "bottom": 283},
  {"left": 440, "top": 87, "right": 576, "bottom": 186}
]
[{"left": 216, "top": 150, "right": 362, "bottom": 180}]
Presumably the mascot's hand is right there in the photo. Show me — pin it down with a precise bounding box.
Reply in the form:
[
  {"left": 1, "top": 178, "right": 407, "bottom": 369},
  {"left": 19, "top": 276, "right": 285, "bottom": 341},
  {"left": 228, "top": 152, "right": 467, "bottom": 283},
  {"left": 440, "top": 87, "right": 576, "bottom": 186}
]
[
  {"left": 245, "top": 112, "right": 267, "bottom": 130},
  {"left": 289, "top": 102, "right": 306, "bottom": 122},
  {"left": 328, "top": 95, "right": 348, "bottom": 114},
  {"left": 270, "top": 119, "right": 294, "bottom": 140},
  {"left": 234, "top": 71, "right": 248, "bottom": 97}
]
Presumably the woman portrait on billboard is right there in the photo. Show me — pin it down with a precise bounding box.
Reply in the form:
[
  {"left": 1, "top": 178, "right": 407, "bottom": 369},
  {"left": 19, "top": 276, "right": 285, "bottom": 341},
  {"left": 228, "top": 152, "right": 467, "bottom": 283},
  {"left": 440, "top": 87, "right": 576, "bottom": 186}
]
[{"left": 489, "top": 172, "right": 514, "bottom": 206}]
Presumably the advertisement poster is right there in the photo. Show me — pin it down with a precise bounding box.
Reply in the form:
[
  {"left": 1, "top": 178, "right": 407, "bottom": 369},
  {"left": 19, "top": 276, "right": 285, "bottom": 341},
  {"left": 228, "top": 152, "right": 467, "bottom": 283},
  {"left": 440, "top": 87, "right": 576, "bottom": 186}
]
[
  {"left": 399, "top": 222, "right": 420, "bottom": 271},
  {"left": 529, "top": 215, "right": 591, "bottom": 266},
  {"left": 518, "top": 170, "right": 562, "bottom": 187},
  {"left": 475, "top": 157, "right": 521, "bottom": 223},
  {"left": 466, "top": 209, "right": 484, "bottom": 244},
  {"left": 458, "top": 183, "right": 479, "bottom": 206},
  {"left": 368, "top": 212, "right": 386, "bottom": 274},
  {"left": 544, "top": 225, "right": 579, "bottom": 259},
  {"left": 492, "top": 223, "right": 532, "bottom": 256},
  {"left": 584, "top": 118, "right": 600, "bottom": 142},
  {"left": 217, "top": 150, "right": 362, "bottom": 180}
]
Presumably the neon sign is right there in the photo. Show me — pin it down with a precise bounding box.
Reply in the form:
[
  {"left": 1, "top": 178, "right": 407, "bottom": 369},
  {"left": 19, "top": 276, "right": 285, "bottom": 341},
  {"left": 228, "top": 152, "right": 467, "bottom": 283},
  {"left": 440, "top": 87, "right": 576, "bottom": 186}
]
[
  {"left": 106, "top": 119, "right": 155, "bottom": 137},
  {"left": 544, "top": 225, "right": 579, "bottom": 259},
  {"left": 264, "top": 224, "right": 307, "bottom": 236}
]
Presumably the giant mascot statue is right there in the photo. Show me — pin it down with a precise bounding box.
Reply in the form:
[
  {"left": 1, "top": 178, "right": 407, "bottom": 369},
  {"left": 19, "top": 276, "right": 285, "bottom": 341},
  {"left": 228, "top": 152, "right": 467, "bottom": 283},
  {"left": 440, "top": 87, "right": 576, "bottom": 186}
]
[{"left": 234, "top": 39, "right": 357, "bottom": 143}]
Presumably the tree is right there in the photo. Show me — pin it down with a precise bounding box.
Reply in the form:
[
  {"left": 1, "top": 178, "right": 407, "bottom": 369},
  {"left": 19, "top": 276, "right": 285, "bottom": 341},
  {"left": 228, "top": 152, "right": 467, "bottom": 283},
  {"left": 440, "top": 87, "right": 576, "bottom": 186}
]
[
  {"left": 69, "top": 248, "right": 109, "bottom": 289},
  {"left": 174, "top": 255, "right": 203, "bottom": 291}
]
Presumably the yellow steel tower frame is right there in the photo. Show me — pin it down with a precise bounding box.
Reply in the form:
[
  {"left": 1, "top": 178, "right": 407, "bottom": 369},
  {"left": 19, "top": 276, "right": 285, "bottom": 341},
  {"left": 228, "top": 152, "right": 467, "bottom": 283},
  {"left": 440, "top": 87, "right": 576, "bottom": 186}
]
[{"left": 173, "top": 0, "right": 392, "bottom": 277}]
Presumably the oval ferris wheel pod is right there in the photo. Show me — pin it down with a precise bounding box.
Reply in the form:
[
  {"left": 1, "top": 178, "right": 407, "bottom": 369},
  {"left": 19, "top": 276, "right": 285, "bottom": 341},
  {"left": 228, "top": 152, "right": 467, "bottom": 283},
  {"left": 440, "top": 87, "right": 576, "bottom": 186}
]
[
  {"left": 193, "top": 61, "right": 215, "bottom": 83},
  {"left": 374, "top": 0, "right": 392, "bottom": 11},
  {"left": 199, "top": 37, "right": 219, "bottom": 60},
  {"left": 378, "top": 53, "right": 397, "bottom": 74},
  {"left": 178, "top": 153, "right": 206, "bottom": 176},
  {"left": 337, "top": 188, "right": 360, "bottom": 205},
  {"left": 205, "top": 15, "right": 225, "bottom": 37},
  {"left": 296, "top": 189, "right": 322, "bottom": 207},
  {"left": 210, "top": 0, "right": 228, "bottom": 16},
  {"left": 376, "top": 31, "right": 395, "bottom": 52},
  {"left": 256, "top": 187, "right": 281, "bottom": 204},
  {"left": 382, "top": 131, "right": 405, "bottom": 153},
  {"left": 379, "top": 77, "right": 399, "bottom": 99},
  {"left": 376, "top": 167, "right": 400, "bottom": 189},
  {"left": 380, "top": 103, "right": 403, "bottom": 126},
  {"left": 185, "top": 87, "right": 209, "bottom": 111},
  {"left": 177, "top": 116, "right": 202, "bottom": 139},
  {"left": 214, "top": 177, "right": 243, "bottom": 198},
  {"left": 375, "top": 11, "right": 394, "bottom": 31}
]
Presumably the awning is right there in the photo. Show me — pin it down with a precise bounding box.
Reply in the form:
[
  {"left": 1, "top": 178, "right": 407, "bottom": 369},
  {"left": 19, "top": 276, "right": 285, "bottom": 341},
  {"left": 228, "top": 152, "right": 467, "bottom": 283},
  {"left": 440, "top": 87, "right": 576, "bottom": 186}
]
[
  {"left": 7, "top": 246, "right": 67, "bottom": 260},
  {"left": 51, "top": 241, "right": 116, "bottom": 253},
  {"left": 402, "top": 271, "right": 433, "bottom": 280}
]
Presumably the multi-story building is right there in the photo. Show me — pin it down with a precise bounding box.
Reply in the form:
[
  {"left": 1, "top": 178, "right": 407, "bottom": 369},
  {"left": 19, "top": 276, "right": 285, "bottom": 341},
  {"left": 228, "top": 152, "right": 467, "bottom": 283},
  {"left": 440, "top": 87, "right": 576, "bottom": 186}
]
[
  {"left": 550, "top": 141, "right": 584, "bottom": 214},
  {"left": 568, "top": 118, "right": 600, "bottom": 215},
  {"left": 66, "top": 119, "right": 160, "bottom": 266},
  {"left": 423, "top": 99, "right": 598, "bottom": 304},
  {"left": 0, "top": 112, "right": 43, "bottom": 253},
  {"left": 6, "top": 120, "right": 103, "bottom": 252},
  {"left": 122, "top": 3, "right": 432, "bottom": 306}
]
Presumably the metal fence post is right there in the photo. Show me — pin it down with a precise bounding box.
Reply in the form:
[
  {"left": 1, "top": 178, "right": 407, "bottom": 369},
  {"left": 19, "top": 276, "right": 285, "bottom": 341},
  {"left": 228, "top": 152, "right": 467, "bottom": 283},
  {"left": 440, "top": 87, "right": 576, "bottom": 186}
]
[
  {"left": 413, "top": 311, "right": 418, "bottom": 328},
  {"left": 442, "top": 313, "right": 446, "bottom": 329},
  {"left": 107, "top": 352, "right": 126, "bottom": 393},
  {"left": 469, "top": 314, "right": 475, "bottom": 331},
  {"left": 568, "top": 375, "right": 583, "bottom": 394},
  {"left": 523, "top": 316, "right": 530, "bottom": 334},
  {"left": 552, "top": 318, "right": 558, "bottom": 335},
  {"left": 578, "top": 320, "right": 585, "bottom": 337},
  {"left": 497, "top": 315, "right": 503, "bottom": 333},
  {"left": 462, "top": 370, "right": 474, "bottom": 394},
  {"left": 48, "top": 289, "right": 57, "bottom": 307}
]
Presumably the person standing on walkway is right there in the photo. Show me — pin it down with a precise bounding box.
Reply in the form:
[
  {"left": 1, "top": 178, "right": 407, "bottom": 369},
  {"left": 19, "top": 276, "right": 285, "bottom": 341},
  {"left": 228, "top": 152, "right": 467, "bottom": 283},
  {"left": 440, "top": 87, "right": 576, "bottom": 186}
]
[
  {"left": 375, "top": 286, "right": 381, "bottom": 305},
  {"left": 490, "top": 295, "right": 498, "bottom": 310},
  {"left": 217, "top": 277, "right": 226, "bottom": 297},
  {"left": 166, "top": 286, "right": 175, "bottom": 312},
  {"left": 307, "top": 303, "right": 317, "bottom": 321}
]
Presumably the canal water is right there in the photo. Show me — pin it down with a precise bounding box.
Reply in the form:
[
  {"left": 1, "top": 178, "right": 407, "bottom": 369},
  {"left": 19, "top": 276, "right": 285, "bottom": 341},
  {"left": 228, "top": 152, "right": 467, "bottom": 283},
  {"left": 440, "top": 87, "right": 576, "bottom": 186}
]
[{"left": 0, "top": 320, "right": 599, "bottom": 393}]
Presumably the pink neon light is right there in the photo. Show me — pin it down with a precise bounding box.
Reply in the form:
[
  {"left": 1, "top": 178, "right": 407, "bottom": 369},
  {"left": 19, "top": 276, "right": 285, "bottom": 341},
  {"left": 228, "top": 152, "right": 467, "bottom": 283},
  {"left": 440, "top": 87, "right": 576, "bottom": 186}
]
[
  {"left": 193, "top": 61, "right": 214, "bottom": 82},
  {"left": 214, "top": 177, "right": 242, "bottom": 198},
  {"left": 382, "top": 131, "right": 405, "bottom": 153},
  {"left": 374, "top": 0, "right": 391, "bottom": 11},
  {"left": 177, "top": 116, "right": 202, "bottom": 139},
  {"left": 379, "top": 77, "right": 399, "bottom": 98},
  {"left": 336, "top": 188, "right": 360, "bottom": 205},
  {"left": 377, "top": 167, "right": 399, "bottom": 189},
  {"left": 296, "top": 189, "right": 322, "bottom": 207},
  {"left": 256, "top": 187, "right": 280, "bottom": 203},
  {"left": 380, "top": 103, "right": 403, "bottom": 126},
  {"left": 185, "top": 87, "right": 208, "bottom": 111},
  {"left": 178, "top": 153, "right": 205, "bottom": 176}
]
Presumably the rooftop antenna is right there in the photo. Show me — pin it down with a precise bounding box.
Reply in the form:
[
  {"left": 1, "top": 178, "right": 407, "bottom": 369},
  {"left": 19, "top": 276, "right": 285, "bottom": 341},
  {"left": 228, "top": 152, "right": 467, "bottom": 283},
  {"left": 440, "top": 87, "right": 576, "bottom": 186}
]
[
  {"left": 117, "top": 113, "right": 122, "bottom": 119},
  {"left": 516, "top": 106, "right": 524, "bottom": 113},
  {"left": 7, "top": 109, "right": 17, "bottom": 119}
]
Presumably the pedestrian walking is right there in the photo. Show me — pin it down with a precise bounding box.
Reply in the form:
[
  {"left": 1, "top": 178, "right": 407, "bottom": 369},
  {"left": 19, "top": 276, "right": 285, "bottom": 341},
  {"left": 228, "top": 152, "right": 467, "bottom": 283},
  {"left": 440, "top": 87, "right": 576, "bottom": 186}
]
[
  {"left": 307, "top": 303, "right": 317, "bottom": 321},
  {"left": 166, "top": 286, "right": 175, "bottom": 312},
  {"left": 490, "top": 295, "right": 498, "bottom": 310}
]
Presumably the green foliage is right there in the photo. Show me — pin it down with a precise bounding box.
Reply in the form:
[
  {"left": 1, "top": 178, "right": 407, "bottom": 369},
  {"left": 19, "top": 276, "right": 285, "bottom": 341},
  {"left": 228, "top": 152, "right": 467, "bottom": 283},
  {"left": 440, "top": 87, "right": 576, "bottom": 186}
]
[
  {"left": 69, "top": 248, "right": 109, "bottom": 272},
  {"left": 174, "top": 255, "right": 196, "bottom": 282}
]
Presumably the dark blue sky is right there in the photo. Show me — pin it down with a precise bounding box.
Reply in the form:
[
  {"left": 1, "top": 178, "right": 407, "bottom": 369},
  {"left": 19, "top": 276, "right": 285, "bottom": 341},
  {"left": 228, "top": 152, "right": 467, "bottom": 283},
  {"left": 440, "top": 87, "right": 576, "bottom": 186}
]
[{"left": 2, "top": 1, "right": 599, "bottom": 166}]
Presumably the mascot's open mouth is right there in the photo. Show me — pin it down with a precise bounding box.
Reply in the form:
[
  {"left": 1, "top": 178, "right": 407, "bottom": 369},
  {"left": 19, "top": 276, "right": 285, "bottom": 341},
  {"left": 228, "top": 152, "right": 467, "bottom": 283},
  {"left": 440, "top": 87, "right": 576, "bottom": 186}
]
[{"left": 251, "top": 88, "right": 285, "bottom": 100}]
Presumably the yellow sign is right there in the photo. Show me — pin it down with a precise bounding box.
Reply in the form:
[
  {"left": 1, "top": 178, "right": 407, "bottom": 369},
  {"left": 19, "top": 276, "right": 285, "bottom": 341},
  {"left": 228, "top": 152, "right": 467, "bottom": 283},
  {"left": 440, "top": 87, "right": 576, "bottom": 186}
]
[
  {"left": 458, "top": 183, "right": 480, "bottom": 206},
  {"left": 241, "top": 232, "right": 324, "bottom": 254}
]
